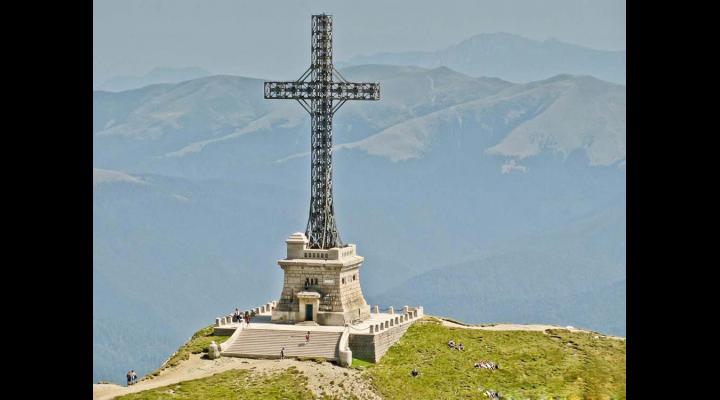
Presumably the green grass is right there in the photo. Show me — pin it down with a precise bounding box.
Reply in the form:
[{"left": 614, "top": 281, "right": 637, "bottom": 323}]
[
  {"left": 131, "top": 319, "right": 625, "bottom": 398},
  {"left": 367, "top": 319, "right": 625, "bottom": 400},
  {"left": 350, "top": 358, "right": 374, "bottom": 370},
  {"left": 145, "top": 325, "right": 230, "bottom": 378},
  {"left": 118, "top": 367, "right": 314, "bottom": 400}
]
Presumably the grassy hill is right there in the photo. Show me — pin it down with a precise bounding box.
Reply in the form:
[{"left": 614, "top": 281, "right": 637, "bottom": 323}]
[
  {"left": 368, "top": 318, "right": 625, "bottom": 399},
  {"left": 111, "top": 318, "right": 625, "bottom": 399},
  {"left": 119, "top": 368, "right": 315, "bottom": 400}
]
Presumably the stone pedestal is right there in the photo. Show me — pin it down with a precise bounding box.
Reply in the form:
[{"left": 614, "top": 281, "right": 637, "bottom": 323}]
[
  {"left": 207, "top": 341, "right": 220, "bottom": 359},
  {"left": 272, "top": 232, "right": 371, "bottom": 326}
]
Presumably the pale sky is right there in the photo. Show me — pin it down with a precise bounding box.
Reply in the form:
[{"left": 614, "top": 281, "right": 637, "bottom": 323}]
[{"left": 93, "top": 0, "right": 625, "bottom": 84}]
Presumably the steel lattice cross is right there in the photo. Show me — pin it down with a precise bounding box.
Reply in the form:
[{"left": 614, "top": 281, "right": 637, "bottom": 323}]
[{"left": 264, "top": 14, "right": 380, "bottom": 249}]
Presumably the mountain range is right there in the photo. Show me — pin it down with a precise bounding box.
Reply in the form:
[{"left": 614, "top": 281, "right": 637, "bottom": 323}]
[
  {"left": 339, "top": 33, "right": 626, "bottom": 84},
  {"left": 93, "top": 64, "right": 625, "bottom": 383},
  {"left": 95, "top": 66, "right": 213, "bottom": 92}
]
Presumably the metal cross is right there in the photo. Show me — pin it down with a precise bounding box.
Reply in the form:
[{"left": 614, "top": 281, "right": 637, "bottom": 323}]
[{"left": 264, "top": 14, "right": 380, "bottom": 249}]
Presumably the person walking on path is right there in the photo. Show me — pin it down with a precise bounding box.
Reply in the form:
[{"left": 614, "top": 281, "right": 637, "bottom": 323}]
[
  {"left": 131, "top": 370, "right": 138, "bottom": 385},
  {"left": 280, "top": 347, "right": 285, "bottom": 360},
  {"left": 305, "top": 331, "right": 310, "bottom": 343},
  {"left": 126, "top": 371, "right": 132, "bottom": 386}
]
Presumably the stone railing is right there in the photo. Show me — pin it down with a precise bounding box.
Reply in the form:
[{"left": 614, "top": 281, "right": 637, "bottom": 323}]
[
  {"left": 367, "top": 305, "right": 424, "bottom": 334},
  {"left": 298, "top": 244, "right": 357, "bottom": 261},
  {"left": 286, "top": 232, "right": 361, "bottom": 261},
  {"left": 347, "top": 305, "right": 424, "bottom": 363},
  {"left": 215, "top": 300, "right": 277, "bottom": 327},
  {"left": 337, "top": 326, "right": 352, "bottom": 367}
]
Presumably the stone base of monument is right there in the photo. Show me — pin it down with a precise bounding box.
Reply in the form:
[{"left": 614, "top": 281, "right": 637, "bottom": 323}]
[
  {"left": 216, "top": 302, "right": 424, "bottom": 366},
  {"left": 270, "top": 233, "right": 372, "bottom": 327},
  {"left": 213, "top": 234, "right": 424, "bottom": 366}
]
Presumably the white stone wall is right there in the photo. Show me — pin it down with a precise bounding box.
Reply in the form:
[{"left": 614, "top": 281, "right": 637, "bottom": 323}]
[
  {"left": 348, "top": 306, "right": 423, "bottom": 362},
  {"left": 349, "top": 322, "right": 413, "bottom": 363}
]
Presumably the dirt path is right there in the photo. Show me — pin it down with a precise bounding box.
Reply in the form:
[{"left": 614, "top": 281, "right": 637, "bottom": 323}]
[
  {"left": 92, "top": 354, "right": 380, "bottom": 400},
  {"left": 435, "top": 317, "right": 625, "bottom": 340}
]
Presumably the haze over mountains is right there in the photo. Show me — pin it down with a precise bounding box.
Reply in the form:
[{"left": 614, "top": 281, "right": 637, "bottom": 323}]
[
  {"left": 95, "top": 66, "right": 213, "bottom": 92},
  {"left": 339, "top": 33, "right": 626, "bottom": 84},
  {"left": 95, "top": 32, "right": 625, "bottom": 93},
  {"left": 93, "top": 61, "right": 625, "bottom": 383}
]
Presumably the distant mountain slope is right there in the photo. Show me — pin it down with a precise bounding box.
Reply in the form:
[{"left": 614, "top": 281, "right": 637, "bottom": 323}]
[
  {"left": 341, "top": 74, "right": 625, "bottom": 165},
  {"left": 93, "top": 68, "right": 626, "bottom": 290},
  {"left": 339, "top": 33, "right": 626, "bottom": 84},
  {"left": 93, "top": 169, "right": 298, "bottom": 383},
  {"left": 369, "top": 201, "right": 626, "bottom": 336},
  {"left": 96, "top": 67, "right": 213, "bottom": 92},
  {"left": 93, "top": 66, "right": 625, "bottom": 177}
]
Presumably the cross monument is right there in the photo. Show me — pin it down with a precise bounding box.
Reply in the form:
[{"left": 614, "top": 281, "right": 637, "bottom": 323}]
[{"left": 265, "top": 14, "right": 379, "bottom": 325}]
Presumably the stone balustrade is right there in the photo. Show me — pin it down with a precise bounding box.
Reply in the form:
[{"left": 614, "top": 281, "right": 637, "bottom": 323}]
[
  {"left": 214, "top": 300, "right": 277, "bottom": 328},
  {"left": 338, "top": 327, "right": 352, "bottom": 367},
  {"left": 348, "top": 304, "right": 424, "bottom": 363},
  {"left": 363, "top": 304, "right": 424, "bottom": 335}
]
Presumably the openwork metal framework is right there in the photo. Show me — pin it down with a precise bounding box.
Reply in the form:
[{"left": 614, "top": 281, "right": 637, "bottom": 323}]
[{"left": 265, "top": 14, "right": 380, "bottom": 249}]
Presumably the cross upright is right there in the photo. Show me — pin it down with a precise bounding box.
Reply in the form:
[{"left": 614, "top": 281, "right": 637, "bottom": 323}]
[{"left": 265, "top": 14, "right": 380, "bottom": 250}]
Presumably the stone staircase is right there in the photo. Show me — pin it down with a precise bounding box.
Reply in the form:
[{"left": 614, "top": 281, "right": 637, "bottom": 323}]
[{"left": 221, "top": 328, "right": 341, "bottom": 361}]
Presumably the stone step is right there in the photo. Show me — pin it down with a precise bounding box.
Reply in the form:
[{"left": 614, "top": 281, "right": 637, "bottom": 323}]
[
  {"left": 295, "top": 321, "right": 319, "bottom": 326},
  {"left": 225, "top": 342, "right": 339, "bottom": 348},
  {"left": 222, "top": 329, "right": 341, "bottom": 360}
]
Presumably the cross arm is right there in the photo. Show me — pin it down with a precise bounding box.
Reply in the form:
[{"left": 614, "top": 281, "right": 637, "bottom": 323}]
[
  {"left": 264, "top": 81, "right": 313, "bottom": 100},
  {"left": 264, "top": 81, "right": 380, "bottom": 101},
  {"left": 331, "top": 82, "right": 380, "bottom": 101}
]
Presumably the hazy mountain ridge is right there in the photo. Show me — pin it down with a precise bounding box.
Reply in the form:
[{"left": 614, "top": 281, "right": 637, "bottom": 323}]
[
  {"left": 96, "top": 66, "right": 213, "bottom": 92},
  {"left": 93, "top": 66, "right": 625, "bottom": 178},
  {"left": 370, "top": 200, "right": 626, "bottom": 336},
  {"left": 93, "top": 168, "right": 147, "bottom": 188},
  {"left": 339, "top": 74, "right": 624, "bottom": 166},
  {"left": 340, "top": 33, "right": 626, "bottom": 84},
  {"left": 93, "top": 65, "right": 625, "bottom": 383},
  {"left": 93, "top": 172, "right": 298, "bottom": 383}
]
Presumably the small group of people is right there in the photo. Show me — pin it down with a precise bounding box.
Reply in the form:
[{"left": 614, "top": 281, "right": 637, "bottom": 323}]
[
  {"left": 233, "top": 308, "right": 256, "bottom": 325},
  {"left": 126, "top": 370, "right": 138, "bottom": 386},
  {"left": 445, "top": 338, "right": 499, "bottom": 371},
  {"left": 474, "top": 360, "right": 498, "bottom": 370},
  {"left": 447, "top": 339, "right": 464, "bottom": 351},
  {"left": 304, "top": 277, "right": 318, "bottom": 289},
  {"left": 484, "top": 389, "right": 500, "bottom": 399}
]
